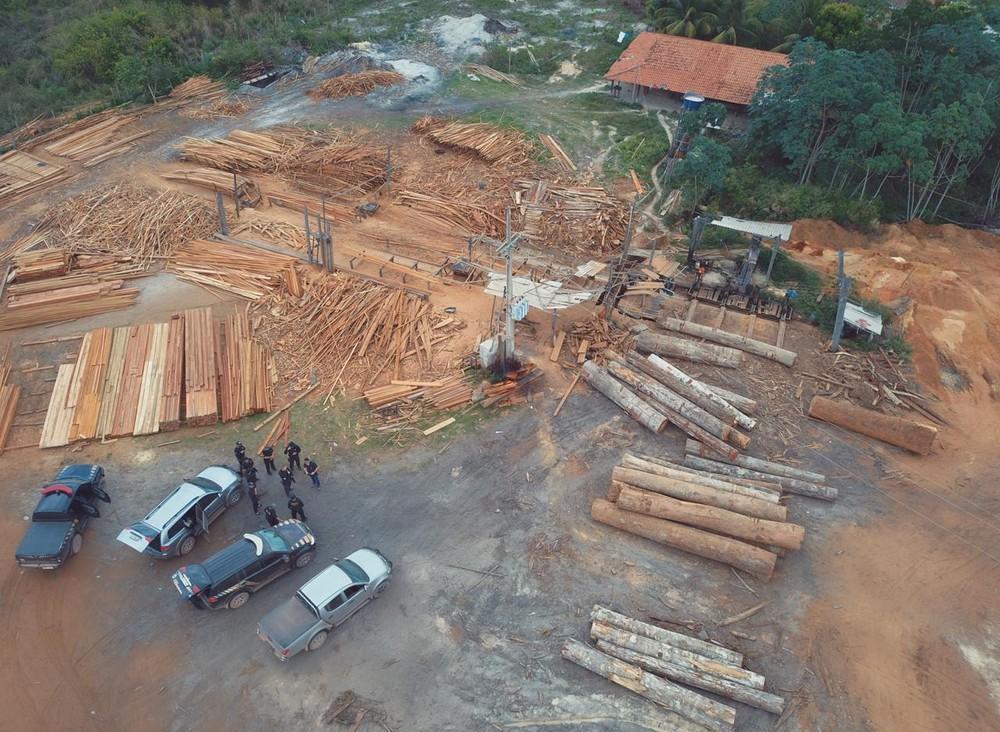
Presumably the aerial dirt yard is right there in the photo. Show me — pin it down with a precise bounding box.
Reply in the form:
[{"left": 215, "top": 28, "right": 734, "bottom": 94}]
[{"left": 2, "top": 44, "right": 1000, "bottom": 732}]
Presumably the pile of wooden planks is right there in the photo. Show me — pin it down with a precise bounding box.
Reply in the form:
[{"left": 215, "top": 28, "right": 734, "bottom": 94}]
[
  {"left": 266, "top": 189, "right": 356, "bottom": 223},
  {"left": 0, "top": 150, "right": 71, "bottom": 206},
  {"left": 562, "top": 605, "right": 785, "bottom": 731},
  {"left": 463, "top": 64, "right": 521, "bottom": 86},
  {"left": 40, "top": 110, "right": 152, "bottom": 167},
  {"left": 412, "top": 117, "right": 533, "bottom": 167},
  {"left": 307, "top": 70, "right": 405, "bottom": 100},
  {"left": 232, "top": 219, "right": 305, "bottom": 249},
  {"left": 395, "top": 189, "right": 506, "bottom": 239},
  {"left": 9, "top": 249, "right": 70, "bottom": 281},
  {"left": 162, "top": 168, "right": 262, "bottom": 207},
  {"left": 514, "top": 179, "right": 628, "bottom": 256},
  {"left": 537, "top": 133, "right": 576, "bottom": 172},
  {"left": 0, "top": 354, "right": 19, "bottom": 454},
  {"left": 168, "top": 239, "right": 300, "bottom": 300},
  {"left": 425, "top": 374, "right": 473, "bottom": 410},
  {"left": 167, "top": 75, "right": 227, "bottom": 104},
  {"left": 179, "top": 95, "right": 255, "bottom": 120},
  {"left": 39, "top": 306, "right": 273, "bottom": 447},
  {"left": 180, "top": 129, "right": 303, "bottom": 172}
]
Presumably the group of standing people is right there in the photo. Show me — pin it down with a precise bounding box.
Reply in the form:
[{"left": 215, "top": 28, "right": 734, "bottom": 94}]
[{"left": 233, "top": 439, "right": 322, "bottom": 527}]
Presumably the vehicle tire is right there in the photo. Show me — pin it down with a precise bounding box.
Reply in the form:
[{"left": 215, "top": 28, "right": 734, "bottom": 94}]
[
  {"left": 226, "top": 489, "right": 243, "bottom": 507},
  {"left": 70, "top": 533, "right": 83, "bottom": 555},
  {"left": 293, "top": 550, "right": 315, "bottom": 569},
  {"left": 178, "top": 535, "right": 197, "bottom": 556},
  {"left": 227, "top": 591, "right": 251, "bottom": 610},
  {"left": 307, "top": 630, "right": 328, "bottom": 652},
  {"left": 372, "top": 580, "right": 389, "bottom": 599}
]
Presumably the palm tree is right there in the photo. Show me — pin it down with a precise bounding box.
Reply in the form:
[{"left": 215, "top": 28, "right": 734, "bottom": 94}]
[
  {"left": 711, "top": 0, "right": 764, "bottom": 45},
  {"left": 763, "top": 0, "right": 829, "bottom": 51},
  {"left": 649, "top": 0, "right": 720, "bottom": 40}
]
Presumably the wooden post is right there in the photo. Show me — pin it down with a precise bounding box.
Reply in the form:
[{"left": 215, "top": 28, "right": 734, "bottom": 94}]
[
  {"left": 561, "top": 639, "right": 735, "bottom": 732},
  {"left": 683, "top": 455, "right": 839, "bottom": 501},
  {"left": 830, "top": 249, "right": 851, "bottom": 352},
  {"left": 658, "top": 317, "right": 798, "bottom": 367},
  {"left": 684, "top": 438, "right": 826, "bottom": 483},
  {"left": 215, "top": 191, "right": 228, "bottom": 236},
  {"left": 581, "top": 361, "right": 668, "bottom": 433},
  {"left": 636, "top": 332, "right": 743, "bottom": 369},
  {"left": 808, "top": 396, "right": 937, "bottom": 455},
  {"left": 637, "top": 353, "right": 756, "bottom": 430},
  {"left": 592, "top": 498, "right": 778, "bottom": 579},
  {"left": 615, "top": 484, "right": 805, "bottom": 550}
]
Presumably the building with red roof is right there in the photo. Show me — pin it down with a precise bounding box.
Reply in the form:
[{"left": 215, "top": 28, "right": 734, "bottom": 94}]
[{"left": 605, "top": 32, "right": 788, "bottom": 108}]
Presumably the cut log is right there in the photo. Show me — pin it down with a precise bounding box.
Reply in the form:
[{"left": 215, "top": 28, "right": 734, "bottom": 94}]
[
  {"left": 592, "top": 498, "right": 777, "bottom": 579},
  {"left": 683, "top": 455, "right": 839, "bottom": 502},
  {"left": 636, "top": 354, "right": 756, "bottom": 430},
  {"left": 590, "top": 605, "right": 742, "bottom": 666},
  {"left": 808, "top": 395, "right": 937, "bottom": 456},
  {"left": 621, "top": 454, "right": 779, "bottom": 504},
  {"left": 595, "top": 641, "right": 785, "bottom": 715},
  {"left": 607, "top": 356, "right": 750, "bottom": 450},
  {"left": 684, "top": 438, "right": 826, "bottom": 483},
  {"left": 635, "top": 332, "right": 742, "bottom": 369},
  {"left": 625, "top": 452, "right": 782, "bottom": 493},
  {"left": 659, "top": 317, "right": 797, "bottom": 367},
  {"left": 590, "top": 621, "right": 765, "bottom": 689},
  {"left": 581, "top": 361, "right": 668, "bottom": 433},
  {"left": 700, "top": 383, "right": 757, "bottom": 414},
  {"left": 561, "top": 639, "right": 735, "bottom": 732},
  {"left": 616, "top": 484, "right": 804, "bottom": 551}
]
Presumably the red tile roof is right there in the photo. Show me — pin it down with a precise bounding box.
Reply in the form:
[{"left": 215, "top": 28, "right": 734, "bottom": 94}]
[{"left": 604, "top": 32, "right": 788, "bottom": 106}]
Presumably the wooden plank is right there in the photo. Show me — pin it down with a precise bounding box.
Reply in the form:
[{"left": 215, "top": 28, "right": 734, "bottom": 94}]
[
  {"left": 549, "top": 330, "right": 566, "bottom": 362},
  {"left": 134, "top": 322, "right": 169, "bottom": 435},
  {"left": 423, "top": 417, "right": 455, "bottom": 436},
  {"left": 776, "top": 320, "right": 787, "bottom": 349},
  {"left": 39, "top": 365, "right": 76, "bottom": 448},
  {"left": 96, "top": 327, "right": 130, "bottom": 438}
]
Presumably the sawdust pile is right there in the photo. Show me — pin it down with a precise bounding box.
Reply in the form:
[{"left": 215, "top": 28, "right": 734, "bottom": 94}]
[{"left": 788, "top": 219, "right": 1000, "bottom": 405}]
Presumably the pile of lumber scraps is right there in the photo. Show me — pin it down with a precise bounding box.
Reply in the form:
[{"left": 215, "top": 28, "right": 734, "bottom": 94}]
[
  {"left": 166, "top": 75, "right": 227, "bottom": 104},
  {"left": 463, "top": 64, "right": 521, "bottom": 85},
  {"left": 168, "top": 239, "right": 300, "bottom": 300},
  {"left": 266, "top": 189, "right": 356, "bottom": 223},
  {"left": 395, "top": 189, "right": 506, "bottom": 239},
  {"left": 0, "top": 272, "right": 139, "bottom": 332},
  {"left": 363, "top": 382, "right": 422, "bottom": 409},
  {"left": 513, "top": 179, "right": 628, "bottom": 256},
  {"left": 307, "top": 70, "right": 406, "bottom": 100},
  {"left": 179, "top": 95, "right": 256, "bottom": 120},
  {"left": 9, "top": 248, "right": 70, "bottom": 281},
  {"left": 257, "top": 410, "right": 290, "bottom": 455},
  {"left": 596, "top": 452, "right": 803, "bottom": 579},
  {"left": 481, "top": 362, "right": 538, "bottom": 407},
  {"left": 566, "top": 315, "right": 633, "bottom": 367},
  {"left": 41, "top": 110, "right": 152, "bottom": 167},
  {"left": 426, "top": 373, "right": 473, "bottom": 409},
  {"left": 562, "top": 605, "right": 784, "bottom": 731},
  {"left": 411, "top": 117, "right": 533, "bottom": 167},
  {"left": 179, "top": 129, "right": 302, "bottom": 172},
  {"left": 162, "top": 168, "right": 262, "bottom": 208},
  {"left": 290, "top": 141, "right": 388, "bottom": 195},
  {"left": 537, "top": 133, "right": 576, "bottom": 172},
  {"left": 232, "top": 219, "right": 305, "bottom": 249},
  {"left": 215, "top": 308, "right": 273, "bottom": 422},
  {"left": 0, "top": 149, "right": 71, "bottom": 206},
  {"left": 0, "top": 355, "right": 19, "bottom": 454}
]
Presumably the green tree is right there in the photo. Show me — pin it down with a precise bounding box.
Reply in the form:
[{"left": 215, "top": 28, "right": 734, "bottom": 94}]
[
  {"left": 649, "top": 0, "right": 719, "bottom": 39},
  {"left": 758, "top": 0, "right": 831, "bottom": 51},
  {"left": 711, "top": 0, "right": 764, "bottom": 45},
  {"left": 674, "top": 137, "right": 732, "bottom": 209},
  {"left": 815, "top": 3, "right": 865, "bottom": 49}
]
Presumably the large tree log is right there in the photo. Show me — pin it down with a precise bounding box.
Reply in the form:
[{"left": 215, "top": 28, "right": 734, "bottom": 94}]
[
  {"left": 595, "top": 641, "right": 785, "bottom": 715},
  {"left": 808, "top": 395, "right": 937, "bottom": 455},
  {"left": 590, "top": 605, "right": 742, "bottom": 666},
  {"left": 561, "top": 639, "right": 736, "bottom": 732},
  {"left": 700, "top": 383, "right": 758, "bottom": 414},
  {"left": 606, "top": 356, "right": 750, "bottom": 450},
  {"left": 592, "top": 498, "right": 778, "bottom": 579},
  {"left": 590, "top": 621, "right": 765, "bottom": 689},
  {"left": 634, "top": 353, "right": 757, "bottom": 430},
  {"left": 621, "top": 454, "right": 783, "bottom": 505},
  {"left": 625, "top": 452, "right": 783, "bottom": 494},
  {"left": 636, "top": 332, "right": 743, "bottom": 369},
  {"left": 659, "top": 317, "right": 798, "bottom": 367},
  {"left": 617, "top": 484, "right": 805, "bottom": 551},
  {"left": 683, "top": 455, "right": 839, "bottom": 502},
  {"left": 685, "top": 438, "right": 826, "bottom": 483},
  {"left": 581, "top": 361, "right": 667, "bottom": 433},
  {"left": 610, "top": 471, "right": 786, "bottom": 523}
]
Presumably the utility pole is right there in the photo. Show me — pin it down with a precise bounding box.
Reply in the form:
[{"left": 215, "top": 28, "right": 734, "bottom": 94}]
[
  {"left": 830, "top": 249, "right": 852, "bottom": 352},
  {"left": 603, "top": 203, "right": 636, "bottom": 319},
  {"left": 215, "top": 191, "right": 228, "bottom": 236},
  {"left": 498, "top": 207, "right": 516, "bottom": 372},
  {"left": 763, "top": 236, "right": 781, "bottom": 286}
]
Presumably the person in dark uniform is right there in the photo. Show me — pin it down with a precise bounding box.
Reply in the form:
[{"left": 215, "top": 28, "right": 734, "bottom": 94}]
[
  {"left": 242, "top": 456, "right": 256, "bottom": 478},
  {"left": 304, "top": 457, "right": 320, "bottom": 488},
  {"left": 248, "top": 479, "right": 261, "bottom": 516},
  {"left": 284, "top": 440, "right": 302, "bottom": 471},
  {"left": 287, "top": 493, "right": 306, "bottom": 522},
  {"left": 264, "top": 505, "right": 279, "bottom": 527},
  {"left": 278, "top": 466, "right": 295, "bottom": 496},
  {"left": 234, "top": 441, "right": 247, "bottom": 475},
  {"left": 262, "top": 445, "right": 276, "bottom": 475}
]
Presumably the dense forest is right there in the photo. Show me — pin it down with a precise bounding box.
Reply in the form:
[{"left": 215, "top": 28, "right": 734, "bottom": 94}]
[{"left": 657, "top": 0, "right": 1000, "bottom": 226}]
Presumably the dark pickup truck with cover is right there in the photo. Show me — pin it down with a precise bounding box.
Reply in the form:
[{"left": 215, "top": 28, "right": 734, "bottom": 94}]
[{"left": 15, "top": 464, "right": 109, "bottom": 569}]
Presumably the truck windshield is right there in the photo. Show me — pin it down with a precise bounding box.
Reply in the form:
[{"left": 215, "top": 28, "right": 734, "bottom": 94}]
[{"left": 257, "top": 529, "right": 288, "bottom": 553}]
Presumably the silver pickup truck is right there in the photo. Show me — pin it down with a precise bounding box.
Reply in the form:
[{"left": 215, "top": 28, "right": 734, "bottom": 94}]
[{"left": 257, "top": 547, "right": 391, "bottom": 661}]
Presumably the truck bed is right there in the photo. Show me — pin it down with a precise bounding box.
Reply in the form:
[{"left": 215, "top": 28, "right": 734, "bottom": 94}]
[
  {"left": 15, "top": 521, "right": 75, "bottom": 565},
  {"left": 258, "top": 596, "right": 319, "bottom": 649}
]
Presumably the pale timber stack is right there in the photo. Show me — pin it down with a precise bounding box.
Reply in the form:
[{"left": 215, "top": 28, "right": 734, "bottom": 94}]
[
  {"left": 562, "top": 605, "right": 784, "bottom": 730},
  {"left": 38, "top": 307, "right": 273, "bottom": 448},
  {"left": 0, "top": 356, "right": 20, "bottom": 454}
]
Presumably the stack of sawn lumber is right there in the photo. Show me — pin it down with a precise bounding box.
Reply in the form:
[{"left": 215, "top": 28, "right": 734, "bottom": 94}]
[
  {"left": 562, "top": 605, "right": 784, "bottom": 731},
  {"left": 0, "top": 355, "right": 19, "bottom": 454},
  {"left": 411, "top": 117, "right": 533, "bottom": 167},
  {"left": 306, "top": 70, "right": 405, "bottom": 100},
  {"left": 168, "top": 239, "right": 301, "bottom": 300},
  {"left": 363, "top": 373, "right": 472, "bottom": 411},
  {"left": 39, "top": 307, "right": 272, "bottom": 447}
]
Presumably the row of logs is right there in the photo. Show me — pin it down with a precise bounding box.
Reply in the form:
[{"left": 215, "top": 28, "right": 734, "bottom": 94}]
[{"left": 561, "top": 605, "right": 785, "bottom": 731}]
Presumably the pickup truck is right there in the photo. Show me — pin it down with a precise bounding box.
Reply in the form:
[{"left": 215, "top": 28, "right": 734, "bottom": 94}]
[
  {"left": 15, "top": 464, "right": 109, "bottom": 570},
  {"left": 257, "top": 547, "right": 391, "bottom": 661}
]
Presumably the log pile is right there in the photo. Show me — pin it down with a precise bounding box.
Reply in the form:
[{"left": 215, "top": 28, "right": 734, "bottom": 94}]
[
  {"left": 38, "top": 307, "right": 272, "bottom": 447},
  {"left": 513, "top": 179, "right": 628, "bottom": 256},
  {"left": 563, "top": 605, "right": 784, "bottom": 730},
  {"left": 658, "top": 317, "right": 797, "bottom": 367},
  {"left": 161, "top": 168, "right": 262, "bottom": 208},
  {"left": 307, "top": 70, "right": 405, "bottom": 100},
  {"left": 412, "top": 117, "right": 533, "bottom": 167},
  {"left": 0, "top": 150, "right": 71, "bottom": 207},
  {"left": 167, "top": 239, "right": 300, "bottom": 300}
]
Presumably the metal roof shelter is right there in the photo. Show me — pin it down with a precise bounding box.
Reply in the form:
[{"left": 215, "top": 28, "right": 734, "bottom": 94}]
[
  {"left": 710, "top": 216, "right": 792, "bottom": 241},
  {"left": 844, "top": 302, "right": 883, "bottom": 336}
]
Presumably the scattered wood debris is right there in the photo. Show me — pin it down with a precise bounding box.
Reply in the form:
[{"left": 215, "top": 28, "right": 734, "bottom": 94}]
[
  {"left": 166, "top": 75, "right": 227, "bottom": 104},
  {"left": 162, "top": 168, "right": 262, "bottom": 208},
  {"left": 0, "top": 150, "right": 72, "bottom": 207},
  {"left": 538, "top": 133, "right": 576, "bottom": 172},
  {"left": 35, "top": 109, "right": 152, "bottom": 167},
  {"left": 168, "top": 239, "right": 300, "bottom": 300},
  {"left": 307, "top": 70, "right": 405, "bottom": 100},
  {"left": 515, "top": 179, "right": 628, "bottom": 256},
  {"left": 179, "top": 95, "right": 256, "bottom": 120}
]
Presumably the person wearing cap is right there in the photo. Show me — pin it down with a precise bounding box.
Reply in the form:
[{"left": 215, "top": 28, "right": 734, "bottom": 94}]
[{"left": 304, "top": 457, "right": 320, "bottom": 488}]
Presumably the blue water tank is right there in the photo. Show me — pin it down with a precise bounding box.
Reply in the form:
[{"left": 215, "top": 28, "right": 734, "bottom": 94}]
[{"left": 682, "top": 92, "right": 705, "bottom": 111}]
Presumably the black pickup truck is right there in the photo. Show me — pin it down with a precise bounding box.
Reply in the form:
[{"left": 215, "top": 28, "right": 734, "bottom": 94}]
[{"left": 15, "top": 464, "right": 109, "bottom": 569}]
